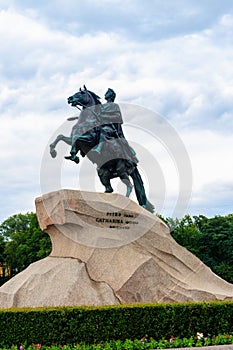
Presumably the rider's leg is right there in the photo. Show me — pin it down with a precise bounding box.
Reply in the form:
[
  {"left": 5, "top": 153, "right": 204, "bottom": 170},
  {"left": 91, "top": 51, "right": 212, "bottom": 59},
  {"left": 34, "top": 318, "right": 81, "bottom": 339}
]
[{"left": 93, "top": 129, "right": 105, "bottom": 154}]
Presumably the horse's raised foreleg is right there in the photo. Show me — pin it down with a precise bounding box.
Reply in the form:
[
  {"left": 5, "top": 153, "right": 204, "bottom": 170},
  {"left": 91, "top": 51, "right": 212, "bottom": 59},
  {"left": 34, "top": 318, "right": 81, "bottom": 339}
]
[
  {"left": 64, "top": 140, "right": 80, "bottom": 163},
  {"left": 50, "top": 135, "right": 72, "bottom": 158}
]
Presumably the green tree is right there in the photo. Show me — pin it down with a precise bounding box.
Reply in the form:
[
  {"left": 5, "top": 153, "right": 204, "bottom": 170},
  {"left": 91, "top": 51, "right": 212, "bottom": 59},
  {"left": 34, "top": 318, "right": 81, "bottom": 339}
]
[
  {"left": 195, "top": 214, "right": 233, "bottom": 283},
  {"left": 0, "top": 235, "right": 5, "bottom": 263},
  {"left": 0, "top": 235, "right": 6, "bottom": 276},
  {"left": 164, "top": 215, "right": 201, "bottom": 256},
  {"left": 0, "top": 213, "right": 33, "bottom": 239},
  {"left": 0, "top": 212, "right": 51, "bottom": 277},
  {"left": 161, "top": 213, "right": 233, "bottom": 283}
]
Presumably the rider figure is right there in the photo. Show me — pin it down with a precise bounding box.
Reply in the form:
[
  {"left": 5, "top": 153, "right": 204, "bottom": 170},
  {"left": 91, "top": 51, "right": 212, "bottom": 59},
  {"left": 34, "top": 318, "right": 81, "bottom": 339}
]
[
  {"left": 65, "top": 88, "right": 135, "bottom": 196},
  {"left": 94, "top": 88, "right": 123, "bottom": 154},
  {"left": 65, "top": 88, "right": 121, "bottom": 163},
  {"left": 95, "top": 88, "right": 134, "bottom": 195}
]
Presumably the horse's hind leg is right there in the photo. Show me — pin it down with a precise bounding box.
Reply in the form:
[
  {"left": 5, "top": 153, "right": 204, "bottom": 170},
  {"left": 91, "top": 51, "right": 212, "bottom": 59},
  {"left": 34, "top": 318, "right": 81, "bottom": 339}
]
[
  {"left": 120, "top": 177, "right": 133, "bottom": 197},
  {"left": 115, "top": 159, "right": 133, "bottom": 197},
  {"left": 97, "top": 167, "right": 113, "bottom": 193}
]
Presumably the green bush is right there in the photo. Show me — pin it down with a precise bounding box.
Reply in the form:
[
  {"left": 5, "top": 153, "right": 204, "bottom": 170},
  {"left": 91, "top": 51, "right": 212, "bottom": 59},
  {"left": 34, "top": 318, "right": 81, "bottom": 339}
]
[{"left": 0, "top": 301, "right": 233, "bottom": 347}]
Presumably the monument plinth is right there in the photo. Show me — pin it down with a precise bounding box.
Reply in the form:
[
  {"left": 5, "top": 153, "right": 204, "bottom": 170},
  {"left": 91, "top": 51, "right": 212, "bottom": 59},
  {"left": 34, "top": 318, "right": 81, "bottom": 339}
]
[{"left": 0, "top": 189, "right": 233, "bottom": 308}]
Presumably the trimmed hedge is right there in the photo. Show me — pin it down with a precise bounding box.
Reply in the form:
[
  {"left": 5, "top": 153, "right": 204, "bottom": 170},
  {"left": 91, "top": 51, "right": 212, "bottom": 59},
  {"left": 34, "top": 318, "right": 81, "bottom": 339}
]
[{"left": 0, "top": 301, "right": 233, "bottom": 347}]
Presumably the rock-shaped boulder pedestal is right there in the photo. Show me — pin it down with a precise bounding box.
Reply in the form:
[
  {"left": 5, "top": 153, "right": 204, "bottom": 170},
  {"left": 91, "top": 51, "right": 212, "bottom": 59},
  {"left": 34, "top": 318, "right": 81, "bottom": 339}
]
[{"left": 0, "top": 189, "right": 233, "bottom": 308}]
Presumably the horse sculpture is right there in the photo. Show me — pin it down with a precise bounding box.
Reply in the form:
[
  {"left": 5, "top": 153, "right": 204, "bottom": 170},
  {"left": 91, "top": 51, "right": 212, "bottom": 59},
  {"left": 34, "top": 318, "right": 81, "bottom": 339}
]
[{"left": 50, "top": 86, "right": 154, "bottom": 213}]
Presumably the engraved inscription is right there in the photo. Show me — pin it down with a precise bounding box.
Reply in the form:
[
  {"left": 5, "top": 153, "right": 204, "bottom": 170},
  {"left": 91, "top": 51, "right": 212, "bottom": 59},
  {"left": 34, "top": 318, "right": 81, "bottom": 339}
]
[{"left": 96, "top": 211, "right": 139, "bottom": 229}]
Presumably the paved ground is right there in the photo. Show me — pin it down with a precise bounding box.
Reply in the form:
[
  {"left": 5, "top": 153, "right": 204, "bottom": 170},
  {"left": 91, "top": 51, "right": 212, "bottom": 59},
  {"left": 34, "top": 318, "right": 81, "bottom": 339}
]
[{"left": 163, "top": 345, "right": 233, "bottom": 350}]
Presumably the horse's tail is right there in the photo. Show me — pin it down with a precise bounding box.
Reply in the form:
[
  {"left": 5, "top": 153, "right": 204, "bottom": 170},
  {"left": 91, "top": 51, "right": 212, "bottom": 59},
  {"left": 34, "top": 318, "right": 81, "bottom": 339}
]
[
  {"left": 131, "top": 167, "right": 154, "bottom": 213},
  {"left": 144, "top": 199, "right": 155, "bottom": 213}
]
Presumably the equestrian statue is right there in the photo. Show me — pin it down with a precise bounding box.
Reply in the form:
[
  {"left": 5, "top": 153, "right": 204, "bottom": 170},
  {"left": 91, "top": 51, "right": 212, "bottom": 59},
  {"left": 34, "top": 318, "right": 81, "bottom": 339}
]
[{"left": 50, "top": 86, "right": 154, "bottom": 213}]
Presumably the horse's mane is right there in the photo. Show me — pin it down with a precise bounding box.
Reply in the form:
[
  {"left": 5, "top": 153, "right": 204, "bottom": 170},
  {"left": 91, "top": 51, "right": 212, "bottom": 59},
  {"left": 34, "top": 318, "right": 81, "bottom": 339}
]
[{"left": 87, "top": 90, "right": 101, "bottom": 105}]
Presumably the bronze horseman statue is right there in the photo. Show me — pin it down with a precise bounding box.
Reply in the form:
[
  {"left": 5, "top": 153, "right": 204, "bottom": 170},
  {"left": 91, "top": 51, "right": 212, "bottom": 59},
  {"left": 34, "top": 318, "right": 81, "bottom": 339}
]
[{"left": 50, "top": 86, "right": 154, "bottom": 213}]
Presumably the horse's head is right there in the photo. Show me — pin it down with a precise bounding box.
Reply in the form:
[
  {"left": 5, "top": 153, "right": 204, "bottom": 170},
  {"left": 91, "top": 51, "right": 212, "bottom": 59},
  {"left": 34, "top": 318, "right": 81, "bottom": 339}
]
[{"left": 67, "top": 86, "right": 101, "bottom": 108}]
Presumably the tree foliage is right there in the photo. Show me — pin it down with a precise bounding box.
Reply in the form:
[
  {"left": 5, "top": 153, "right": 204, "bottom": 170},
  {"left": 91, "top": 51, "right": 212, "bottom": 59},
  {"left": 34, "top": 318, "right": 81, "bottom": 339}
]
[
  {"left": 196, "top": 214, "right": 233, "bottom": 282},
  {"left": 0, "top": 212, "right": 51, "bottom": 279},
  {"left": 162, "top": 213, "right": 233, "bottom": 283},
  {"left": 0, "top": 235, "right": 5, "bottom": 266},
  {"left": 164, "top": 215, "right": 201, "bottom": 256}
]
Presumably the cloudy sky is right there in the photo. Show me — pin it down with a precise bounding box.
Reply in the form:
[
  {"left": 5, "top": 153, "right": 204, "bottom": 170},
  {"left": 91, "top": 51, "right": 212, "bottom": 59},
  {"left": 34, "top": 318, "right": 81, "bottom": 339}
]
[{"left": 1, "top": 0, "right": 233, "bottom": 222}]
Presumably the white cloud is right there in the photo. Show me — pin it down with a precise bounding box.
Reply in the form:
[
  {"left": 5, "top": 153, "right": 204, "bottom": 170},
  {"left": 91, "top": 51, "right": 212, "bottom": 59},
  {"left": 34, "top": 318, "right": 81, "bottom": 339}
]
[
  {"left": 181, "top": 129, "right": 233, "bottom": 215},
  {"left": 1, "top": 3, "right": 233, "bottom": 222}
]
